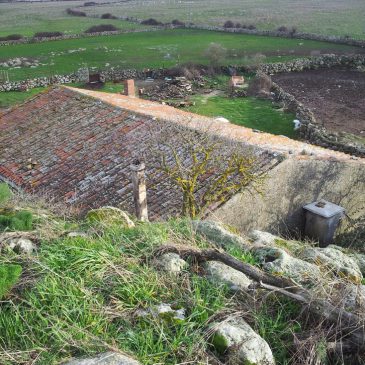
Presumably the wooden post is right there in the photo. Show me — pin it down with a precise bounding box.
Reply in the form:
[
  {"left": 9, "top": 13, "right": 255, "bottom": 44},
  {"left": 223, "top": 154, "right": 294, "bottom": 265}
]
[{"left": 131, "top": 160, "right": 148, "bottom": 221}]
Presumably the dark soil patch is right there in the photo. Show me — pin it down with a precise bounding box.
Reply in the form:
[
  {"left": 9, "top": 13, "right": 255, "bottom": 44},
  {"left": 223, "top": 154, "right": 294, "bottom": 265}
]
[{"left": 272, "top": 68, "right": 365, "bottom": 136}]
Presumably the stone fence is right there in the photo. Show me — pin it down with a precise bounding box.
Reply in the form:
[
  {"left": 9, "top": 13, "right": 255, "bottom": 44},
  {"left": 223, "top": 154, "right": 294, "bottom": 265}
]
[
  {"left": 254, "top": 55, "right": 365, "bottom": 156},
  {"left": 1, "top": 21, "right": 364, "bottom": 48}
]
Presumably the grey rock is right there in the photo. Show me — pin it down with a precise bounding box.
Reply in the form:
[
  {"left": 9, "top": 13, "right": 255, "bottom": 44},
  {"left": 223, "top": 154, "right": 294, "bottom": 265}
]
[
  {"left": 62, "top": 351, "right": 141, "bottom": 365},
  {"left": 4, "top": 237, "right": 36, "bottom": 254},
  {"left": 253, "top": 246, "right": 321, "bottom": 285},
  {"left": 300, "top": 247, "right": 362, "bottom": 282},
  {"left": 211, "top": 318, "right": 275, "bottom": 365},
  {"left": 193, "top": 220, "right": 250, "bottom": 249},
  {"left": 155, "top": 253, "right": 187, "bottom": 274},
  {"left": 349, "top": 253, "right": 365, "bottom": 275},
  {"left": 136, "top": 303, "right": 185, "bottom": 322},
  {"left": 67, "top": 231, "right": 88, "bottom": 238},
  {"left": 86, "top": 207, "right": 135, "bottom": 228},
  {"left": 342, "top": 284, "right": 365, "bottom": 313},
  {"left": 205, "top": 261, "right": 252, "bottom": 291},
  {"left": 249, "top": 230, "right": 279, "bottom": 246}
]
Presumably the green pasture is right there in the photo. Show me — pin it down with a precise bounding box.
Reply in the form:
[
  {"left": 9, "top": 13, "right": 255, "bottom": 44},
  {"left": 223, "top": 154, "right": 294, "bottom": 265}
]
[
  {"left": 0, "top": 1, "right": 147, "bottom": 37},
  {"left": 187, "top": 95, "right": 297, "bottom": 138},
  {"left": 0, "top": 29, "right": 361, "bottom": 81}
]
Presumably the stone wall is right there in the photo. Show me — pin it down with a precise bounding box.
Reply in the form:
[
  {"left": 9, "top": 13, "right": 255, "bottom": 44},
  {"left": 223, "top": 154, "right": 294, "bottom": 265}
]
[
  {"left": 210, "top": 157, "right": 365, "bottom": 236},
  {"left": 253, "top": 54, "right": 365, "bottom": 157}
]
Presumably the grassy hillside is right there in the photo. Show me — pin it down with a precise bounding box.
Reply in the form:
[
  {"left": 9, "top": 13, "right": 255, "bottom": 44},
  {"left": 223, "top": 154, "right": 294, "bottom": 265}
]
[{"left": 0, "top": 29, "right": 361, "bottom": 82}]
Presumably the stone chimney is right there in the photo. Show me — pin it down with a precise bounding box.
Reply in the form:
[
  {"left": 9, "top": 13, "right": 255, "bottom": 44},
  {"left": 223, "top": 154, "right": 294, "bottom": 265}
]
[
  {"left": 124, "top": 79, "right": 136, "bottom": 97},
  {"left": 130, "top": 160, "right": 148, "bottom": 221}
]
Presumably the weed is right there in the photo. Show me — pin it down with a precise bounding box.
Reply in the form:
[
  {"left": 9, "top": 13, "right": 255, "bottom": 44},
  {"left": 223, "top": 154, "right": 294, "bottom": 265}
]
[{"left": 0, "top": 264, "right": 22, "bottom": 299}]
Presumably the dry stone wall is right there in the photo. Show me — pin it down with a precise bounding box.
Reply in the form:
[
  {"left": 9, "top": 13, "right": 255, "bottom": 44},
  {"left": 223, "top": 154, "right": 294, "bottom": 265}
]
[{"left": 256, "top": 55, "right": 365, "bottom": 156}]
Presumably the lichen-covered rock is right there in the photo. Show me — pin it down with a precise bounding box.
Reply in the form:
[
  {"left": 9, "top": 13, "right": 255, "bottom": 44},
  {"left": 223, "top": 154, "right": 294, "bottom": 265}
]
[
  {"left": 205, "top": 261, "right": 252, "bottom": 291},
  {"left": 154, "top": 253, "right": 187, "bottom": 274},
  {"left": 86, "top": 207, "right": 135, "bottom": 228},
  {"left": 349, "top": 253, "right": 365, "bottom": 275},
  {"left": 62, "top": 351, "right": 141, "bottom": 365},
  {"left": 211, "top": 318, "right": 275, "bottom": 365},
  {"left": 136, "top": 303, "right": 185, "bottom": 323},
  {"left": 192, "top": 220, "right": 250, "bottom": 249},
  {"left": 342, "top": 285, "right": 365, "bottom": 313},
  {"left": 300, "top": 247, "right": 362, "bottom": 283},
  {"left": 1, "top": 237, "right": 36, "bottom": 254},
  {"left": 249, "top": 230, "right": 279, "bottom": 246},
  {"left": 252, "top": 246, "right": 321, "bottom": 285}
]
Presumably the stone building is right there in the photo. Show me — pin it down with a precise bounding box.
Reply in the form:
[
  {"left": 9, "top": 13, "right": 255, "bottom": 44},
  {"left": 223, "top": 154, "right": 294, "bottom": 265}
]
[{"left": 0, "top": 85, "right": 364, "bottom": 233}]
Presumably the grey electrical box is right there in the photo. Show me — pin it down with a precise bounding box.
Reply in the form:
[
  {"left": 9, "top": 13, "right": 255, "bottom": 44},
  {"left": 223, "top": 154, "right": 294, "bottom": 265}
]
[{"left": 303, "top": 200, "right": 345, "bottom": 247}]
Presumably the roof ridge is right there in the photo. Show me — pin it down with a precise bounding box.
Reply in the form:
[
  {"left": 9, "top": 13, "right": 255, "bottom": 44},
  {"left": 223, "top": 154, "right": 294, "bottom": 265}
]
[{"left": 65, "top": 86, "right": 364, "bottom": 164}]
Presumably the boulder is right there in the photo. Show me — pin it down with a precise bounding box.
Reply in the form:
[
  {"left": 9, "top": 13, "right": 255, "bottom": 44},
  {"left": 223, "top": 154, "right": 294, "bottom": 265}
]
[
  {"left": 204, "top": 261, "right": 252, "bottom": 291},
  {"left": 211, "top": 318, "right": 275, "bottom": 365},
  {"left": 342, "top": 284, "right": 365, "bottom": 313},
  {"left": 136, "top": 303, "right": 185, "bottom": 323},
  {"left": 62, "top": 352, "right": 141, "bottom": 365},
  {"left": 349, "top": 253, "right": 365, "bottom": 275},
  {"left": 86, "top": 207, "right": 135, "bottom": 228},
  {"left": 252, "top": 246, "right": 321, "bottom": 285},
  {"left": 192, "top": 220, "right": 250, "bottom": 250},
  {"left": 300, "top": 247, "right": 362, "bottom": 283},
  {"left": 1, "top": 237, "right": 36, "bottom": 254},
  {"left": 249, "top": 230, "right": 279, "bottom": 246},
  {"left": 154, "top": 253, "right": 187, "bottom": 274}
]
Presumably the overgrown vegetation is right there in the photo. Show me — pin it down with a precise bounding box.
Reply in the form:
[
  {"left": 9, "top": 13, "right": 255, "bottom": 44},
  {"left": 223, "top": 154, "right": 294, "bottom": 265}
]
[
  {"left": 0, "top": 34, "right": 23, "bottom": 41},
  {"left": 84, "top": 24, "right": 119, "bottom": 33},
  {"left": 34, "top": 31, "right": 63, "bottom": 38},
  {"left": 0, "top": 264, "right": 22, "bottom": 300}
]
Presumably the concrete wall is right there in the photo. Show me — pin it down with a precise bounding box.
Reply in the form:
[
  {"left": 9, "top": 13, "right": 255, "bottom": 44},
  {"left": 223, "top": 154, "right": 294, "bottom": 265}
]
[{"left": 209, "top": 157, "right": 365, "bottom": 237}]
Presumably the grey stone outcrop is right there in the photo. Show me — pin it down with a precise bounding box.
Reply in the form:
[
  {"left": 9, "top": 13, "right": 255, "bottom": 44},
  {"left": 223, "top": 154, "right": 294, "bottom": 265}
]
[
  {"left": 252, "top": 246, "right": 321, "bottom": 285},
  {"left": 154, "top": 253, "right": 187, "bottom": 274},
  {"left": 204, "top": 260, "right": 252, "bottom": 291},
  {"left": 211, "top": 318, "right": 275, "bottom": 365},
  {"left": 0, "top": 236, "right": 36, "bottom": 254},
  {"left": 349, "top": 253, "right": 365, "bottom": 275},
  {"left": 62, "top": 352, "right": 141, "bottom": 365},
  {"left": 192, "top": 220, "right": 250, "bottom": 250},
  {"left": 86, "top": 206, "right": 135, "bottom": 228},
  {"left": 300, "top": 246, "right": 362, "bottom": 282}
]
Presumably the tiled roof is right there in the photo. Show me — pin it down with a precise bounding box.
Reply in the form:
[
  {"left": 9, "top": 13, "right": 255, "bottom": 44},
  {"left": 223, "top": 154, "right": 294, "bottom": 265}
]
[
  {"left": 0, "top": 87, "right": 273, "bottom": 218},
  {"left": 0, "top": 86, "right": 362, "bottom": 219}
]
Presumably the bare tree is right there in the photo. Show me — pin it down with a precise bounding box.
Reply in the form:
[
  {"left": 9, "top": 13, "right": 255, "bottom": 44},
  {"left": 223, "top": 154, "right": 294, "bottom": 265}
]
[{"left": 144, "top": 121, "right": 265, "bottom": 218}]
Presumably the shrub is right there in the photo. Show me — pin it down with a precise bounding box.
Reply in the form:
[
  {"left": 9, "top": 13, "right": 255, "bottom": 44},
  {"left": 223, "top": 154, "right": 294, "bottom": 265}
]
[
  {"left": 85, "top": 24, "right": 119, "bottom": 33},
  {"left": 247, "top": 24, "right": 256, "bottom": 30},
  {"left": 289, "top": 26, "right": 297, "bottom": 36},
  {"left": 0, "top": 34, "right": 24, "bottom": 41},
  {"left": 223, "top": 20, "right": 234, "bottom": 28},
  {"left": 0, "top": 264, "right": 22, "bottom": 299},
  {"left": 0, "top": 183, "right": 12, "bottom": 205},
  {"left": 83, "top": 1, "right": 96, "bottom": 6},
  {"left": 235, "top": 23, "right": 242, "bottom": 28},
  {"left": 277, "top": 26, "right": 288, "bottom": 32},
  {"left": 34, "top": 31, "right": 63, "bottom": 38},
  {"left": 171, "top": 19, "right": 185, "bottom": 26},
  {"left": 0, "top": 210, "right": 33, "bottom": 231},
  {"left": 66, "top": 8, "right": 86, "bottom": 17},
  {"left": 141, "top": 18, "right": 163, "bottom": 26},
  {"left": 204, "top": 42, "right": 227, "bottom": 66},
  {"left": 101, "top": 13, "right": 117, "bottom": 19}
]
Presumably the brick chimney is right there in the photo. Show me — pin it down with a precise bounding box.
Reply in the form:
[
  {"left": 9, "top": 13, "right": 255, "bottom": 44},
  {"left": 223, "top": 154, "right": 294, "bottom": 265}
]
[
  {"left": 130, "top": 160, "right": 148, "bottom": 221},
  {"left": 124, "top": 79, "right": 136, "bottom": 97}
]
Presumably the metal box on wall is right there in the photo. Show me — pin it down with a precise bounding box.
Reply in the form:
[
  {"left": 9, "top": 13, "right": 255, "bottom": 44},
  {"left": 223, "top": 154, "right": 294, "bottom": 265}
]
[{"left": 303, "top": 200, "right": 345, "bottom": 247}]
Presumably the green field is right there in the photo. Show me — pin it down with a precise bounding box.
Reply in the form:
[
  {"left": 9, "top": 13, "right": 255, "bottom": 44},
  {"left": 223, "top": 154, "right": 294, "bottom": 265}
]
[
  {"left": 0, "top": 29, "right": 362, "bottom": 82},
  {"left": 1, "top": 0, "right": 364, "bottom": 39},
  {"left": 187, "top": 95, "right": 297, "bottom": 138},
  {"left": 0, "top": 1, "right": 147, "bottom": 37}
]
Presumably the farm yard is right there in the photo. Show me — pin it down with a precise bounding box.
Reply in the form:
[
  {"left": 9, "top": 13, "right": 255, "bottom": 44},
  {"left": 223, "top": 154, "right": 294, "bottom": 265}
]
[
  {"left": 272, "top": 68, "right": 365, "bottom": 147},
  {"left": 0, "top": 29, "right": 363, "bottom": 82}
]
